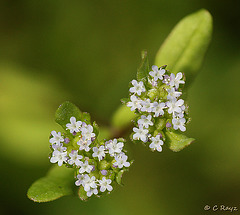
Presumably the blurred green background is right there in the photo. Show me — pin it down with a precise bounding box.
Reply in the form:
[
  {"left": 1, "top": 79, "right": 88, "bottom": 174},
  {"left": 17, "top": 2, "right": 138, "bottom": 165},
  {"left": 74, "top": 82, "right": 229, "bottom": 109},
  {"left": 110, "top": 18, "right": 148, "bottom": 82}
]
[{"left": 0, "top": 1, "right": 240, "bottom": 215}]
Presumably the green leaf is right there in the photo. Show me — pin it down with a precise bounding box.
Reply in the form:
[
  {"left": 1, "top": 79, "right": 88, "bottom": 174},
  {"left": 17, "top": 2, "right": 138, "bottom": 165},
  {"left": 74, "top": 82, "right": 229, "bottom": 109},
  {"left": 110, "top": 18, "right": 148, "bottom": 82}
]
[
  {"left": 93, "top": 121, "right": 99, "bottom": 137},
  {"left": 116, "top": 161, "right": 132, "bottom": 185},
  {"left": 155, "top": 9, "right": 212, "bottom": 87},
  {"left": 82, "top": 112, "right": 91, "bottom": 124},
  {"left": 77, "top": 186, "right": 88, "bottom": 201},
  {"left": 116, "top": 170, "right": 125, "bottom": 185},
  {"left": 165, "top": 130, "right": 195, "bottom": 152},
  {"left": 27, "top": 166, "right": 75, "bottom": 202},
  {"left": 55, "top": 101, "right": 82, "bottom": 130},
  {"left": 137, "top": 50, "right": 150, "bottom": 83}
]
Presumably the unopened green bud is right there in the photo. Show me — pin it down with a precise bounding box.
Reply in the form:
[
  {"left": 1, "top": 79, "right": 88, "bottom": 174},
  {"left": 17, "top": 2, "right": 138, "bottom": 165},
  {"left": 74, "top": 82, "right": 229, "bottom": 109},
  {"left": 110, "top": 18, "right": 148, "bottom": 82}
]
[
  {"left": 88, "top": 159, "right": 97, "bottom": 166},
  {"left": 159, "top": 85, "right": 167, "bottom": 98},
  {"left": 155, "top": 118, "right": 166, "bottom": 131},
  {"left": 99, "top": 160, "right": 110, "bottom": 170},
  {"left": 147, "top": 88, "right": 158, "bottom": 100},
  {"left": 89, "top": 171, "right": 100, "bottom": 179},
  {"left": 107, "top": 170, "right": 115, "bottom": 181}
]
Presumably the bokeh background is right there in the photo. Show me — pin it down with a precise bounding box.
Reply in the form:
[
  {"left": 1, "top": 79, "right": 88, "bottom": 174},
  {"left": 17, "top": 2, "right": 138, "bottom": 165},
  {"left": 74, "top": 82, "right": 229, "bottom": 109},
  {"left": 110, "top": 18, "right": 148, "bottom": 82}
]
[{"left": 0, "top": 1, "right": 240, "bottom": 215}]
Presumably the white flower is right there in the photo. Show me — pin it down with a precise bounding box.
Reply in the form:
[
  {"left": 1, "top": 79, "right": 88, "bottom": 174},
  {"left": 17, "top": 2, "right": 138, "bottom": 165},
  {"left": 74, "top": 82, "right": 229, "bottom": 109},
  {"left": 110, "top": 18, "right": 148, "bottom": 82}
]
[
  {"left": 105, "top": 139, "right": 124, "bottom": 156},
  {"left": 175, "top": 112, "right": 184, "bottom": 118},
  {"left": 138, "top": 115, "right": 153, "bottom": 128},
  {"left": 169, "top": 72, "right": 185, "bottom": 89},
  {"left": 129, "top": 80, "right": 146, "bottom": 96},
  {"left": 92, "top": 146, "right": 105, "bottom": 161},
  {"left": 167, "top": 88, "right": 182, "bottom": 100},
  {"left": 133, "top": 125, "right": 149, "bottom": 142},
  {"left": 66, "top": 117, "right": 82, "bottom": 133},
  {"left": 86, "top": 187, "right": 98, "bottom": 197},
  {"left": 149, "top": 65, "right": 165, "bottom": 81},
  {"left": 172, "top": 117, "right": 186, "bottom": 132},
  {"left": 82, "top": 175, "right": 97, "bottom": 192},
  {"left": 166, "top": 98, "right": 184, "bottom": 115},
  {"left": 114, "top": 153, "right": 130, "bottom": 168},
  {"left": 150, "top": 79, "right": 158, "bottom": 88},
  {"left": 149, "top": 135, "right": 164, "bottom": 152},
  {"left": 55, "top": 145, "right": 67, "bottom": 152},
  {"left": 81, "top": 125, "right": 95, "bottom": 140},
  {"left": 77, "top": 137, "right": 92, "bottom": 152},
  {"left": 152, "top": 102, "right": 166, "bottom": 117},
  {"left": 49, "top": 131, "right": 64, "bottom": 145},
  {"left": 51, "top": 143, "right": 64, "bottom": 151},
  {"left": 50, "top": 150, "right": 68, "bottom": 166},
  {"left": 79, "top": 160, "right": 93, "bottom": 174},
  {"left": 127, "top": 95, "right": 142, "bottom": 111},
  {"left": 174, "top": 105, "right": 186, "bottom": 118},
  {"left": 75, "top": 174, "right": 85, "bottom": 186},
  {"left": 81, "top": 122, "right": 87, "bottom": 128},
  {"left": 141, "top": 99, "right": 153, "bottom": 112},
  {"left": 98, "top": 177, "right": 113, "bottom": 192},
  {"left": 162, "top": 75, "right": 170, "bottom": 84},
  {"left": 101, "top": 170, "right": 108, "bottom": 176},
  {"left": 68, "top": 150, "right": 83, "bottom": 166}
]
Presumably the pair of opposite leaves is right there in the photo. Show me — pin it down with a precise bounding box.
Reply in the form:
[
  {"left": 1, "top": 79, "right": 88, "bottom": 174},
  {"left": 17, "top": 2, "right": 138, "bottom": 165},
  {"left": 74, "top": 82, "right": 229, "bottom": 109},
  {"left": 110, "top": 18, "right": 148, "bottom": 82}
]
[{"left": 27, "top": 9, "right": 213, "bottom": 202}]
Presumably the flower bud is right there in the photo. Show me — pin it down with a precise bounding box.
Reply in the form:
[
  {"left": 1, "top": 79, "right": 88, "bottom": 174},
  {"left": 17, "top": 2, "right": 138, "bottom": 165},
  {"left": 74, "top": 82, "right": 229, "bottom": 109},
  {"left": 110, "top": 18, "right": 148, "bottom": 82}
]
[
  {"left": 100, "top": 170, "right": 108, "bottom": 176},
  {"left": 155, "top": 118, "right": 166, "bottom": 131},
  {"left": 89, "top": 171, "right": 100, "bottom": 179},
  {"left": 166, "top": 122, "right": 172, "bottom": 128},
  {"left": 99, "top": 160, "right": 111, "bottom": 170},
  {"left": 107, "top": 170, "right": 115, "bottom": 181},
  {"left": 147, "top": 89, "right": 158, "bottom": 100},
  {"left": 64, "top": 138, "right": 70, "bottom": 144}
]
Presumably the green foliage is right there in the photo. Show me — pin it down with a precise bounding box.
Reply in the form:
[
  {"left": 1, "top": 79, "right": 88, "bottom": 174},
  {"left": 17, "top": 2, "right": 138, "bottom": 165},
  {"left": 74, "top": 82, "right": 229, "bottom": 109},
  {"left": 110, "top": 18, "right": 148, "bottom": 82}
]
[
  {"left": 27, "top": 166, "right": 75, "bottom": 202},
  {"left": 137, "top": 50, "right": 150, "bottom": 84},
  {"left": 28, "top": 101, "right": 85, "bottom": 202},
  {"left": 82, "top": 112, "right": 91, "bottom": 124},
  {"left": 165, "top": 130, "right": 195, "bottom": 152},
  {"left": 55, "top": 101, "right": 83, "bottom": 130},
  {"left": 155, "top": 9, "right": 213, "bottom": 87},
  {"left": 93, "top": 121, "right": 100, "bottom": 138},
  {"left": 116, "top": 170, "right": 125, "bottom": 185},
  {"left": 78, "top": 186, "right": 88, "bottom": 201}
]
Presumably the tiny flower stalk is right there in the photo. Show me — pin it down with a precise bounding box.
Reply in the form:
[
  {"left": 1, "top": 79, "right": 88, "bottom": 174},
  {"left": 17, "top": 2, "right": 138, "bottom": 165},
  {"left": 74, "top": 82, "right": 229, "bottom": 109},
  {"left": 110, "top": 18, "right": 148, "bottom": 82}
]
[
  {"left": 123, "top": 51, "right": 194, "bottom": 152},
  {"left": 49, "top": 101, "right": 132, "bottom": 201}
]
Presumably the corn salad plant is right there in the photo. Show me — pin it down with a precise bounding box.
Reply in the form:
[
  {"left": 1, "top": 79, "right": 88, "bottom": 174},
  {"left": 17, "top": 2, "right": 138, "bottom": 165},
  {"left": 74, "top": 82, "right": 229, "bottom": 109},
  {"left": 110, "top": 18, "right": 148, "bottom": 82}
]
[{"left": 27, "top": 9, "right": 212, "bottom": 202}]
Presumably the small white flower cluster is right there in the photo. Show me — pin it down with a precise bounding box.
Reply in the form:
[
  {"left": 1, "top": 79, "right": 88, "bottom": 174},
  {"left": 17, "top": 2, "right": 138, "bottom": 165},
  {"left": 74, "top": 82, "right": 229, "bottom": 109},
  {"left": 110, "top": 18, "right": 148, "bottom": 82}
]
[
  {"left": 49, "top": 117, "right": 131, "bottom": 199},
  {"left": 126, "top": 65, "right": 189, "bottom": 152}
]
